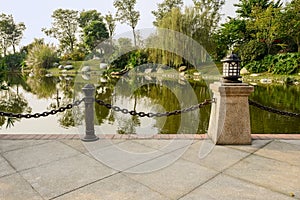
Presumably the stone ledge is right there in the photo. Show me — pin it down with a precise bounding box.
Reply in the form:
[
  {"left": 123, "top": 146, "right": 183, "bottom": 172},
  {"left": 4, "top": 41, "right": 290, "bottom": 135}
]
[{"left": 0, "top": 134, "right": 299, "bottom": 140}]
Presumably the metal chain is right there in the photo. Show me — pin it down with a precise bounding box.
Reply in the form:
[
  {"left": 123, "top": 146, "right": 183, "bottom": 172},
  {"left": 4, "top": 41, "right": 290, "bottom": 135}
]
[
  {"left": 249, "top": 99, "right": 300, "bottom": 118},
  {"left": 0, "top": 99, "right": 84, "bottom": 119},
  {"left": 95, "top": 99, "right": 214, "bottom": 118}
]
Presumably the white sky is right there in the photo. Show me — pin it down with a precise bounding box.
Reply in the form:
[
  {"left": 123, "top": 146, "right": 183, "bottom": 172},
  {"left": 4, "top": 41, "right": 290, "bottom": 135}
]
[{"left": 0, "top": 0, "right": 246, "bottom": 47}]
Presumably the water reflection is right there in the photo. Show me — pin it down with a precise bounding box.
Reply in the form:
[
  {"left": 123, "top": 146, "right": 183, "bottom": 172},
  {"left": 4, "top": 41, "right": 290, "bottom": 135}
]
[{"left": 0, "top": 72, "right": 299, "bottom": 134}]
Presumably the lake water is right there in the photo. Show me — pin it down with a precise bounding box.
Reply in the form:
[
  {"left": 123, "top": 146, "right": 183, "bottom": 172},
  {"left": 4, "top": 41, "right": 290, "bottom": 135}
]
[{"left": 0, "top": 72, "right": 299, "bottom": 134}]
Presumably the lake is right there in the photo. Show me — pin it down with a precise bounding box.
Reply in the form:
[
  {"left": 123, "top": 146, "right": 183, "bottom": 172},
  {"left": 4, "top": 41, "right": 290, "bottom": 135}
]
[{"left": 0, "top": 72, "right": 299, "bottom": 134}]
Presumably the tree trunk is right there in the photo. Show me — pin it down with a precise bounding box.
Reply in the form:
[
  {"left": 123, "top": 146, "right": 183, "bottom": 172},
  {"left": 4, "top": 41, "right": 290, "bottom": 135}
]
[
  {"left": 13, "top": 44, "right": 16, "bottom": 54},
  {"left": 132, "top": 28, "right": 137, "bottom": 47}
]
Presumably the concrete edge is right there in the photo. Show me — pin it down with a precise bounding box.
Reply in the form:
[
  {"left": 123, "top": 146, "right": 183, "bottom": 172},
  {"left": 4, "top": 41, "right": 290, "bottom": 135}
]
[{"left": 0, "top": 134, "right": 299, "bottom": 140}]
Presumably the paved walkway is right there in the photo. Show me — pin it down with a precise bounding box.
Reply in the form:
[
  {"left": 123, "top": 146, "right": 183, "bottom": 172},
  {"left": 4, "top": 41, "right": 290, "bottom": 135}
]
[{"left": 0, "top": 135, "right": 300, "bottom": 200}]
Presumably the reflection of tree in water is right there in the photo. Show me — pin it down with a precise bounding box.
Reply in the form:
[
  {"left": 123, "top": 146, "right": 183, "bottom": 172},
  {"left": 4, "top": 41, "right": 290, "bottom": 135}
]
[
  {"left": 26, "top": 74, "right": 57, "bottom": 98},
  {"left": 0, "top": 88, "right": 32, "bottom": 129},
  {"left": 48, "top": 76, "right": 77, "bottom": 128}
]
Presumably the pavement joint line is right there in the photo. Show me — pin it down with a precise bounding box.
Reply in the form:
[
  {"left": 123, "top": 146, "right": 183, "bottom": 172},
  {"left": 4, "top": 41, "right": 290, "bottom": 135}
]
[
  {"left": 178, "top": 140, "right": 274, "bottom": 199},
  {"left": 222, "top": 140, "right": 300, "bottom": 199},
  {"left": 0, "top": 140, "right": 52, "bottom": 154},
  {"left": 122, "top": 173, "right": 173, "bottom": 200},
  {"left": 49, "top": 171, "right": 122, "bottom": 200},
  {"left": 7, "top": 151, "right": 83, "bottom": 175}
]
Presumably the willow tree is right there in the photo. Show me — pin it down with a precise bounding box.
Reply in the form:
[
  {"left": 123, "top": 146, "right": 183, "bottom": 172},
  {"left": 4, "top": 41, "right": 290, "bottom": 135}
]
[
  {"left": 114, "top": 0, "right": 140, "bottom": 46},
  {"left": 148, "top": 0, "right": 224, "bottom": 67},
  {"left": 151, "top": 0, "right": 184, "bottom": 26}
]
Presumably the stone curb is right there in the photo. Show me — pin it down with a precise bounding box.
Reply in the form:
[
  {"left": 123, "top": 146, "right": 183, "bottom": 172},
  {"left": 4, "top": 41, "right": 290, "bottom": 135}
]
[{"left": 0, "top": 134, "right": 299, "bottom": 140}]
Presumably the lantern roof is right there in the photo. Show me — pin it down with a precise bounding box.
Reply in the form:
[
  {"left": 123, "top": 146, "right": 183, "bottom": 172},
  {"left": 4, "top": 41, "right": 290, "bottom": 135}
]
[{"left": 221, "top": 54, "right": 240, "bottom": 62}]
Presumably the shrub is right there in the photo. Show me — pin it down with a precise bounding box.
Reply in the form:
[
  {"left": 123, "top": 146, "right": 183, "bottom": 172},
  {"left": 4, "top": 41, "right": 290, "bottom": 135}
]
[
  {"left": 244, "top": 53, "right": 299, "bottom": 74},
  {"left": 239, "top": 40, "right": 267, "bottom": 65},
  {"left": 0, "top": 53, "right": 26, "bottom": 71},
  {"left": 25, "top": 43, "right": 59, "bottom": 72}
]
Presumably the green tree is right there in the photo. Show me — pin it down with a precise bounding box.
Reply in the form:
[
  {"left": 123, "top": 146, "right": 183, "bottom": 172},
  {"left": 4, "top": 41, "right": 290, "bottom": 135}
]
[
  {"left": 247, "top": 5, "right": 282, "bottom": 54},
  {"left": 114, "top": 0, "right": 140, "bottom": 46},
  {"left": 0, "top": 13, "right": 26, "bottom": 55},
  {"left": 78, "top": 10, "right": 103, "bottom": 28},
  {"left": 150, "top": 0, "right": 224, "bottom": 66},
  {"left": 281, "top": 0, "right": 300, "bottom": 52},
  {"left": 151, "top": 0, "right": 183, "bottom": 26},
  {"left": 213, "top": 18, "right": 248, "bottom": 60},
  {"left": 82, "top": 20, "right": 109, "bottom": 52},
  {"left": 104, "top": 12, "right": 117, "bottom": 38},
  {"left": 234, "top": 0, "right": 282, "bottom": 18},
  {"left": 42, "top": 9, "right": 79, "bottom": 53},
  {"left": 78, "top": 10, "right": 109, "bottom": 53}
]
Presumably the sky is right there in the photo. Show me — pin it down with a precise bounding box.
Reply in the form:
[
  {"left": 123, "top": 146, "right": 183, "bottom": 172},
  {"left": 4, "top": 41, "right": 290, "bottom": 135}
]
[{"left": 0, "top": 0, "right": 280, "bottom": 47}]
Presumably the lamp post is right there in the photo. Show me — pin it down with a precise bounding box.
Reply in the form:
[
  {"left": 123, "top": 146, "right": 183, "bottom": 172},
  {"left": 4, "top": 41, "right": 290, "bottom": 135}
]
[{"left": 221, "top": 54, "right": 242, "bottom": 83}]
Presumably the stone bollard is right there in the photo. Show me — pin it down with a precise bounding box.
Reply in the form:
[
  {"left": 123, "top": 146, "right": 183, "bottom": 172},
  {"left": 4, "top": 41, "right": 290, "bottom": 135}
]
[
  {"left": 82, "top": 84, "right": 99, "bottom": 142},
  {"left": 208, "top": 82, "right": 254, "bottom": 145}
]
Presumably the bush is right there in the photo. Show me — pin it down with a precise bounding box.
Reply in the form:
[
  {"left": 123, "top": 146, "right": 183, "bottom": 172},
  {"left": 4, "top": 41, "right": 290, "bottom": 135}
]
[
  {"left": 0, "top": 53, "right": 26, "bottom": 71},
  {"left": 25, "top": 43, "right": 59, "bottom": 72},
  {"left": 239, "top": 40, "right": 267, "bottom": 65},
  {"left": 61, "top": 48, "right": 86, "bottom": 61},
  {"left": 244, "top": 53, "right": 300, "bottom": 75}
]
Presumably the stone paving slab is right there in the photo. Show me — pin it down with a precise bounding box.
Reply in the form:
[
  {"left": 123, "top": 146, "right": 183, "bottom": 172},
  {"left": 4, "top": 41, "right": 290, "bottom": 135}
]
[
  {"left": 280, "top": 140, "right": 300, "bottom": 146},
  {"left": 87, "top": 141, "right": 165, "bottom": 172},
  {"left": 0, "top": 140, "right": 49, "bottom": 153},
  {"left": 225, "top": 154, "right": 300, "bottom": 199},
  {"left": 126, "top": 158, "right": 218, "bottom": 199},
  {"left": 0, "top": 155, "right": 15, "bottom": 178},
  {"left": 227, "top": 139, "right": 271, "bottom": 153},
  {"left": 3, "top": 141, "right": 80, "bottom": 171},
  {"left": 179, "top": 174, "right": 295, "bottom": 200},
  {"left": 55, "top": 173, "right": 169, "bottom": 200},
  {"left": 0, "top": 138, "right": 300, "bottom": 200},
  {"left": 0, "top": 173, "right": 43, "bottom": 200},
  {"left": 254, "top": 141, "right": 300, "bottom": 166},
  {"left": 181, "top": 141, "right": 250, "bottom": 171},
  {"left": 20, "top": 154, "right": 116, "bottom": 199}
]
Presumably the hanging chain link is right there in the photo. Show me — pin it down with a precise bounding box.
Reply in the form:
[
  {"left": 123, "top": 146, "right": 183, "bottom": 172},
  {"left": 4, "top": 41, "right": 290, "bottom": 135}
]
[
  {"left": 249, "top": 99, "right": 300, "bottom": 118},
  {"left": 95, "top": 98, "right": 214, "bottom": 118},
  {"left": 0, "top": 99, "right": 84, "bottom": 119}
]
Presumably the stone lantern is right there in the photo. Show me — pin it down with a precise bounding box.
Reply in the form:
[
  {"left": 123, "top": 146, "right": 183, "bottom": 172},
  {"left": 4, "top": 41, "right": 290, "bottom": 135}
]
[
  {"left": 207, "top": 54, "right": 254, "bottom": 145},
  {"left": 221, "top": 54, "right": 242, "bottom": 83}
]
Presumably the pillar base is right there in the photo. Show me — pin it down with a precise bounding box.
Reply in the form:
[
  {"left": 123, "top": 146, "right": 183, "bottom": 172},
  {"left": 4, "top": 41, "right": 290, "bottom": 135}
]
[
  {"left": 81, "top": 134, "right": 99, "bottom": 142},
  {"left": 208, "top": 82, "right": 254, "bottom": 145}
]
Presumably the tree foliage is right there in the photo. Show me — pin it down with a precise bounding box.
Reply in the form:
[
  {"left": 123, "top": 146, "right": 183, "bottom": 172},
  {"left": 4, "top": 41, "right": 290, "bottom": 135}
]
[
  {"left": 0, "top": 13, "right": 26, "bottom": 56},
  {"left": 79, "top": 10, "right": 109, "bottom": 52},
  {"left": 148, "top": 0, "right": 224, "bottom": 68},
  {"left": 234, "top": 0, "right": 282, "bottom": 18},
  {"left": 280, "top": 0, "right": 300, "bottom": 52},
  {"left": 247, "top": 5, "right": 282, "bottom": 54},
  {"left": 152, "top": 0, "right": 183, "bottom": 26},
  {"left": 114, "top": 0, "right": 140, "bottom": 46},
  {"left": 104, "top": 12, "right": 117, "bottom": 38},
  {"left": 42, "top": 9, "right": 79, "bottom": 53}
]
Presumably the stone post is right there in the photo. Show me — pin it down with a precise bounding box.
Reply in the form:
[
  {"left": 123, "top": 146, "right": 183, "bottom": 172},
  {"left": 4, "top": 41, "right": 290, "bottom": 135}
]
[
  {"left": 82, "top": 84, "right": 99, "bottom": 142},
  {"left": 208, "top": 82, "right": 254, "bottom": 145}
]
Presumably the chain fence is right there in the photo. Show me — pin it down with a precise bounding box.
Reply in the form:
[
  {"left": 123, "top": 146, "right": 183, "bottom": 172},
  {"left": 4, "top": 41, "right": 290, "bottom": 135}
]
[
  {"left": 95, "top": 98, "right": 214, "bottom": 118},
  {"left": 1, "top": 97, "right": 299, "bottom": 119},
  {"left": 249, "top": 99, "right": 300, "bottom": 118},
  {"left": 0, "top": 99, "right": 84, "bottom": 119}
]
